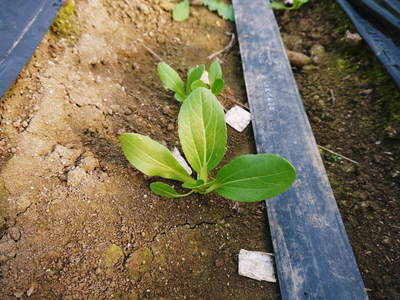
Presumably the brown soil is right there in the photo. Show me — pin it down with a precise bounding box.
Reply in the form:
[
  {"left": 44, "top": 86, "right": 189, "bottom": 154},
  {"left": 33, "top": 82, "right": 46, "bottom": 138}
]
[
  {"left": 0, "top": 0, "right": 399, "bottom": 299},
  {"left": 276, "top": 1, "right": 400, "bottom": 299},
  {"left": 0, "top": 0, "right": 278, "bottom": 299}
]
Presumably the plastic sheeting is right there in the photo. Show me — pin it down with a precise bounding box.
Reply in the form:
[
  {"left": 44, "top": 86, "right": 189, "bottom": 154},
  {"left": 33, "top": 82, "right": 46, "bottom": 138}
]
[{"left": 337, "top": 0, "right": 400, "bottom": 88}]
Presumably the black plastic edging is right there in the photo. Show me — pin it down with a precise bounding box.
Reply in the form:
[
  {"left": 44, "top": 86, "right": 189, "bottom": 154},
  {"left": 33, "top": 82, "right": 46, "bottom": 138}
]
[
  {"left": 0, "top": 0, "right": 63, "bottom": 99},
  {"left": 232, "top": 0, "right": 368, "bottom": 299},
  {"left": 337, "top": 0, "right": 400, "bottom": 88}
]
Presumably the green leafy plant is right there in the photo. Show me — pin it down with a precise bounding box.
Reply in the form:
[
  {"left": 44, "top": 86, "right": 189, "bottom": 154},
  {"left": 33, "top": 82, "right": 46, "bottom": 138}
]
[
  {"left": 157, "top": 61, "right": 224, "bottom": 102},
  {"left": 120, "top": 87, "right": 296, "bottom": 202},
  {"left": 173, "top": 0, "right": 234, "bottom": 22},
  {"left": 270, "top": 0, "right": 309, "bottom": 10},
  {"left": 173, "top": 0, "right": 190, "bottom": 21}
]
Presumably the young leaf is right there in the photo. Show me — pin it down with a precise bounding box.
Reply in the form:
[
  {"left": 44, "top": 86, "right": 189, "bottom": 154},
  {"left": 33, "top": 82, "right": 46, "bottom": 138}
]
[
  {"left": 120, "top": 133, "right": 195, "bottom": 184},
  {"left": 173, "top": 0, "right": 190, "bottom": 21},
  {"left": 174, "top": 92, "right": 186, "bottom": 102},
  {"left": 208, "top": 61, "right": 222, "bottom": 87},
  {"left": 178, "top": 87, "right": 227, "bottom": 181},
  {"left": 191, "top": 80, "right": 208, "bottom": 91},
  {"left": 217, "top": 4, "right": 234, "bottom": 21},
  {"left": 211, "top": 78, "right": 224, "bottom": 96},
  {"left": 270, "top": 1, "right": 289, "bottom": 10},
  {"left": 150, "top": 182, "right": 193, "bottom": 198},
  {"left": 186, "top": 65, "right": 205, "bottom": 94},
  {"left": 157, "top": 62, "right": 185, "bottom": 96},
  {"left": 203, "top": 0, "right": 219, "bottom": 11},
  {"left": 212, "top": 154, "right": 296, "bottom": 202}
]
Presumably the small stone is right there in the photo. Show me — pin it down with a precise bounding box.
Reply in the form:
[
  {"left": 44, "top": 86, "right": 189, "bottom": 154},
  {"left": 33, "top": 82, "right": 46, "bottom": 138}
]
[
  {"left": 32, "top": 105, "right": 40, "bottom": 111},
  {"left": 124, "top": 107, "right": 133, "bottom": 115},
  {"left": 137, "top": 3, "right": 150, "bottom": 14},
  {"left": 126, "top": 247, "right": 153, "bottom": 281},
  {"left": 215, "top": 258, "right": 224, "bottom": 267},
  {"left": 345, "top": 30, "right": 362, "bottom": 46},
  {"left": 8, "top": 227, "right": 21, "bottom": 241},
  {"left": 286, "top": 50, "right": 311, "bottom": 66},
  {"left": 167, "top": 124, "right": 174, "bottom": 131},
  {"left": 12, "top": 120, "right": 21, "bottom": 128},
  {"left": 67, "top": 167, "right": 86, "bottom": 186},
  {"left": 310, "top": 44, "right": 325, "bottom": 56},
  {"left": 302, "top": 65, "right": 318, "bottom": 72},
  {"left": 21, "top": 121, "right": 28, "bottom": 128},
  {"left": 14, "top": 291, "right": 24, "bottom": 298},
  {"left": 360, "top": 89, "right": 373, "bottom": 95},
  {"left": 162, "top": 106, "right": 173, "bottom": 116},
  {"left": 26, "top": 284, "right": 35, "bottom": 296},
  {"left": 103, "top": 244, "right": 124, "bottom": 266},
  {"left": 80, "top": 156, "right": 99, "bottom": 172},
  {"left": 110, "top": 104, "right": 121, "bottom": 113}
]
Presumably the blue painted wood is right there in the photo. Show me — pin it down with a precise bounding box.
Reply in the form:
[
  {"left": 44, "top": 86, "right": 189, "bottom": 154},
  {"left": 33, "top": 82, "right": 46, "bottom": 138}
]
[
  {"left": 0, "top": 0, "right": 63, "bottom": 98},
  {"left": 232, "top": 0, "right": 369, "bottom": 299}
]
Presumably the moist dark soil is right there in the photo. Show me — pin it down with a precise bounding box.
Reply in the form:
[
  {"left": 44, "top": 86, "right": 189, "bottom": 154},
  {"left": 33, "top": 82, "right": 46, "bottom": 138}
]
[
  {"left": 276, "top": 1, "right": 400, "bottom": 299},
  {"left": 0, "top": 0, "right": 398, "bottom": 299}
]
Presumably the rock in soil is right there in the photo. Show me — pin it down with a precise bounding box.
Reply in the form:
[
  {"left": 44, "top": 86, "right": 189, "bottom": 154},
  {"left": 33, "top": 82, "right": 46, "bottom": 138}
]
[
  {"left": 286, "top": 50, "right": 312, "bottom": 66},
  {"left": 126, "top": 247, "right": 153, "bottom": 282}
]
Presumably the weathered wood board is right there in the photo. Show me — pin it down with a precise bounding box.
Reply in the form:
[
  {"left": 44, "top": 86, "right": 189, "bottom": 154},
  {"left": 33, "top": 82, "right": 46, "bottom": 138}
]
[
  {"left": 232, "top": 0, "right": 369, "bottom": 299},
  {"left": 0, "top": 0, "right": 62, "bottom": 98}
]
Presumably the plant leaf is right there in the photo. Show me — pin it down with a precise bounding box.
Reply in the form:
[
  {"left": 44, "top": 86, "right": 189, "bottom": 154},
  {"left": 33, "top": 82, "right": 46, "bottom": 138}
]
[
  {"left": 150, "top": 182, "right": 192, "bottom": 198},
  {"left": 203, "top": 0, "right": 219, "bottom": 11},
  {"left": 208, "top": 61, "right": 222, "bottom": 87},
  {"left": 191, "top": 80, "right": 208, "bottom": 91},
  {"left": 213, "top": 154, "right": 296, "bottom": 202},
  {"left": 173, "top": 0, "right": 190, "bottom": 21},
  {"left": 182, "top": 179, "right": 204, "bottom": 189},
  {"left": 174, "top": 92, "right": 186, "bottom": 102},
  {"left": 270, "top": 1, "right": 290, "bottom": 10},
  {"left": 186, "top": 65, "right": 205, "bottom": 94},
  {"left": 217, "top": 4, "right": 234, "bottom": 21},
  {"left": 120, "top": 133, "right": 195, "bottom": 184},
  {"left": 178, "top": 87, "right": 227, "bottom": 181},
  {"left": 211, "top": 78, "right": 224, "bottom": 96},
  {"left": 157, "top": 62, "right": 185, "bottom": 96}
]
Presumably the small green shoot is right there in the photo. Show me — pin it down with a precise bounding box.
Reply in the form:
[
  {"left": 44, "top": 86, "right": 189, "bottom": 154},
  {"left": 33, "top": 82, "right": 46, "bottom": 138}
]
[
  {"left": 157, "top": 62, "right": 225, "bottom": 102},
  {"left": 172, "top": 0, "right": 234, "bottom": 22},
  {"left": 173, "top": 0, "right": 190, "bottom": 21},
  {"left": 202, "top": 0, "right": 234, "bottom": 21},
  {"left": 270, "top": 0, "right": 309, "bottom": 10},
  {"left": 120, "top": 88, "right": 296, "bottom": 202}
]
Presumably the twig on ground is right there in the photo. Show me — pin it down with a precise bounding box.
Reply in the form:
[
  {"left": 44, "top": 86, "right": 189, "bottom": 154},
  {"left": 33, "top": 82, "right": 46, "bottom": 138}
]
[
  {"left": 142, "top": 44, "right": 163, "bottom": 62},
  {"left": 318, "top": 145, "right": 359, "bottom": 165},
  {"left": 208, "top": 32, "right": 236, "bottom": 60},
  {"left": 221, "top": 93, "right": 250, "bottom": 110},
  {"left": 329, "top": 89, "right": 336, "bottom": 105}
]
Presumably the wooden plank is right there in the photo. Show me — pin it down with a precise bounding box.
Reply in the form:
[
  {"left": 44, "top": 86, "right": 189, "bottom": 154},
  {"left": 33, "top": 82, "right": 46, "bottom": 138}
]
[
  {"left": 0, "top": 0, "right": 62, "bottom": 98},
  {"left": 232, "top": 0, "right": 369, "bottom": 299}
]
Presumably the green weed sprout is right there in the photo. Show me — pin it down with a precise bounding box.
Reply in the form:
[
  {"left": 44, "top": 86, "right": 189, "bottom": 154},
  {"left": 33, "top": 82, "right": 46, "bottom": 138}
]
[
  {"left": 157, "top": 61, "right": 224, "bottom": 102},
  {"left": 173, "top": 0, "right": 234, "bottom": 22},
  {"left": 120, "top": 88, "right": 296, "bottom": 202},
  {"left": 270, "top": 0, "right": 309, "bottom": 10}
]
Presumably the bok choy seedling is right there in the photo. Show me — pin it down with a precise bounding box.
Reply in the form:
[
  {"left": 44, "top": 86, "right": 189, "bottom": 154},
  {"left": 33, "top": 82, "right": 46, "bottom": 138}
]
[
  {"left": 157, "top": 61, "right": 224, "bottom": 102},
  {"left": 120, "top": 87, "right": 296, "bottom": 202}
]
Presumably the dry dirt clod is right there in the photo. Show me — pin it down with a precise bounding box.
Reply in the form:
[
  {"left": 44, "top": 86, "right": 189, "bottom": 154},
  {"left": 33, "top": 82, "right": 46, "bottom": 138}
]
[
  {"left": 8, "top": 227, "right": 21, "bottom": 241},
  {"left": 103, "top": 244, "right": 125, "bottom": 267},
  {"left": 67, "top": 167, "right": 86, "bottom": 186},
  {"left": 79, "top": 156, "right": 99, "bottom": 172},
  {"left": 126, "top": 247, "right": 154, "bottom": 282}
]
